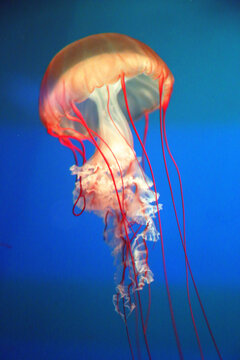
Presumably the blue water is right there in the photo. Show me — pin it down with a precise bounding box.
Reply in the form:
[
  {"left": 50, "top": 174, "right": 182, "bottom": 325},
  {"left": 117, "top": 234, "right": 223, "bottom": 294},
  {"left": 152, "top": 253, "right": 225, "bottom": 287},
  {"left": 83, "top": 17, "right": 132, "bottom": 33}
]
[{"left": 1, "top": 1, "right": 239, "bottom": 359}]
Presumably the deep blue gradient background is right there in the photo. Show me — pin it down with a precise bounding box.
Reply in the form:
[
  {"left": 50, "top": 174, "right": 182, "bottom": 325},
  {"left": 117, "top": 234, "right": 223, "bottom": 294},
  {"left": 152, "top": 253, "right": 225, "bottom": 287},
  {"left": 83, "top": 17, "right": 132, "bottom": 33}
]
[{"left": 0, "top": 1, "right": 239, "bottom": 359}]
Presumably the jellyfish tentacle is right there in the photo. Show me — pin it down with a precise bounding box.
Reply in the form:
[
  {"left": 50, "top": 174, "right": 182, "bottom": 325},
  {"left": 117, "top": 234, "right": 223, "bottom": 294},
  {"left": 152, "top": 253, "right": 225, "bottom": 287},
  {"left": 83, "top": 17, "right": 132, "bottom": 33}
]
[
  {"left": 142, "top": 113, "right": 149, "bottom": 172},
  {"left": 70, "top": 103, "right": 153, "bottom": 360},
  {"left": 72, "top": 176, "right": 86, "bottom": 216},
  {"left": 123, "top": 296, "right": 135, "bottom": 360},
  {"left": 121, "top": 74, "right": 184, "bottom": 360},
  {"left": 161, "top": 110, "right": 222, "bottom": 360},
  {"left": 159, "top": 96, "right": 204, "bottom": 359}
]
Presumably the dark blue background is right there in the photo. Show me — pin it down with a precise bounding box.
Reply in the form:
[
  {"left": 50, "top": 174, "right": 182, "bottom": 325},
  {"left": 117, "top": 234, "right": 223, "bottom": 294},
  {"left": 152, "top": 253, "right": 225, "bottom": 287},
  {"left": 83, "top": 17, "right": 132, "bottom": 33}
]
[{"left": 0, "top": 0, "right": 239, "bottom": 359}]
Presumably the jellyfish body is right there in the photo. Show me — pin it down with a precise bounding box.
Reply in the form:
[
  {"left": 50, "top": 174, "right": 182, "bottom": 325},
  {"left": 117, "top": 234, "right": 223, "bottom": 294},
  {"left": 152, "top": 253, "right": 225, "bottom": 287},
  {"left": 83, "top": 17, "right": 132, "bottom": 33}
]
[
  {"left": 39, "top": 34, "right": 222, "bottom": 360},
  {"left": 39, "top": 33, "right": 173, "bottom": 315}
]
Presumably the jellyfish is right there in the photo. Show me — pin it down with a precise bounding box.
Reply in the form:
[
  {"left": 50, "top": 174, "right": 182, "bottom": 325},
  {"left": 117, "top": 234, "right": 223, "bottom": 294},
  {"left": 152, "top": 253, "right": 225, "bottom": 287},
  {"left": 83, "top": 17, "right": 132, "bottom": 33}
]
[{"left": 39, "top": 33, "right": 222, "bottom": 360}]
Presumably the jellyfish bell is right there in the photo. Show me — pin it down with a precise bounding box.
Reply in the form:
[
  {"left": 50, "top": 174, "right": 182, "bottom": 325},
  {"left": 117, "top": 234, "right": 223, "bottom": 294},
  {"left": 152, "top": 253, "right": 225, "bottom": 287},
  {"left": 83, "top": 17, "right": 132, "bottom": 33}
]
[
  {"left": 39, "top": 33, "right": 222, "bottom": 360},
  {"left": 39, "top": 34, "right": 173, "bottom": 161}
]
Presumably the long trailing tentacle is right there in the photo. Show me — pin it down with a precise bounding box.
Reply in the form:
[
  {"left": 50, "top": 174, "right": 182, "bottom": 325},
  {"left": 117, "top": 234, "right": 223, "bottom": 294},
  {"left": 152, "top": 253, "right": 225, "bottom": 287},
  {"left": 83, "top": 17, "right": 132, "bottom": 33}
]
[
  {"left": 121, "top": 74, "right": 184, "bottom": 360},
  {"left": 159, "top": 100, "right": 204, "bottom": 359},
  {"left": 161, "top": 107, "right": 222, "bottom": 360}
]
